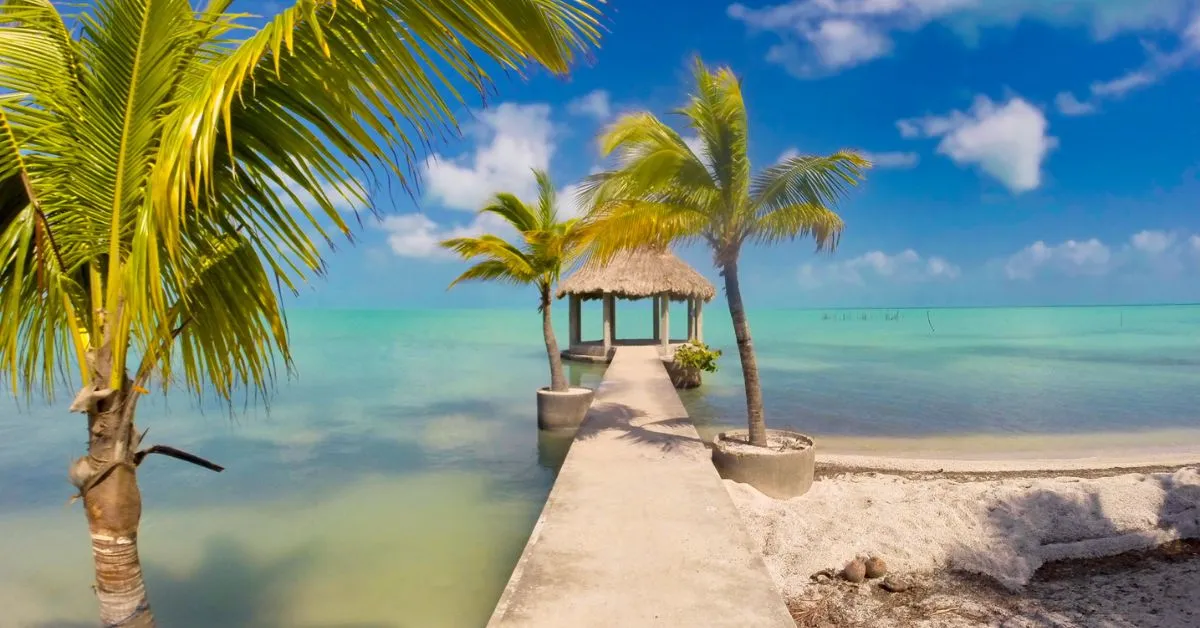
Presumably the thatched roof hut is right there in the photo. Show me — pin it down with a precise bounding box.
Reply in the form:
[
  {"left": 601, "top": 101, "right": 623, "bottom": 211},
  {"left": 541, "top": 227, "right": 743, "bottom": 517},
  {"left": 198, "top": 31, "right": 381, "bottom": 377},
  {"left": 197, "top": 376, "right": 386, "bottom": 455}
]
[
  {"left": 556, "top": 248, "right": 716, "bottom": 302},
  {"left": 557, "top": 248, "right": 715, "bottom": 361}
]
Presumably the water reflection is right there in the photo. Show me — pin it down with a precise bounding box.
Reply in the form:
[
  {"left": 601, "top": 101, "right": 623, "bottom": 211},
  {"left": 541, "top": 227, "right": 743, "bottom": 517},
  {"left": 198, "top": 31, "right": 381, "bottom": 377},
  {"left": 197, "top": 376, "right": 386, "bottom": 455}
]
[{"left": 536, "top": 429, "right": 576, "bottom": 472}]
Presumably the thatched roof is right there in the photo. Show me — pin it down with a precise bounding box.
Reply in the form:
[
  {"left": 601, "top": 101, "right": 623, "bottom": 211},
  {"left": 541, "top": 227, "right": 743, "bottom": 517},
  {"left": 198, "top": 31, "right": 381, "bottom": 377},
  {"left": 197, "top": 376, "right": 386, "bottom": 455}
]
[{"left": 556, "top": 248, "right": 716, "bottom": 302}]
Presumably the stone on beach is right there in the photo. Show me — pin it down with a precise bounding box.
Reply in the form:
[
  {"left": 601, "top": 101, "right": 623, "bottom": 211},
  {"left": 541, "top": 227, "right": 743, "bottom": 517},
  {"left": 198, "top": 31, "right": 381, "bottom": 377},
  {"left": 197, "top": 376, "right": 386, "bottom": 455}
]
[{"left": 841, "top": 558, "right": 866, "bottom": 583}]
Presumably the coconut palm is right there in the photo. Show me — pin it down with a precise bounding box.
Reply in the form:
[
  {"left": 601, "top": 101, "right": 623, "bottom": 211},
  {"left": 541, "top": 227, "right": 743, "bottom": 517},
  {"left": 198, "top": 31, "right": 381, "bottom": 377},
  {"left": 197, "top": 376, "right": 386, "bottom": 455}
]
[
  {"left": 0, "top": 0, "right": 599, "bottom": 624},
  {"left": 441, "top": 170, "right": 585, "bottom": 392},
  {"left": 581, "top": 58, "right": 869, "bottom": 448}
]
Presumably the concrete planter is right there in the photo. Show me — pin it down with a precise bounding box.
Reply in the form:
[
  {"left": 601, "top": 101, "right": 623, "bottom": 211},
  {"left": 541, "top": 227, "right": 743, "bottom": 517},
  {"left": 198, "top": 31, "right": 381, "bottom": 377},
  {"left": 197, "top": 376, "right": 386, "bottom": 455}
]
[
  {"left": 536, "top": 386, "right": 595, "bottom": 430},
  {"left": 662, "top": 358, "right": 702, "bottom": 389},
  {"left": 711, "top": 429, "right": 815, "bottom": 499}
]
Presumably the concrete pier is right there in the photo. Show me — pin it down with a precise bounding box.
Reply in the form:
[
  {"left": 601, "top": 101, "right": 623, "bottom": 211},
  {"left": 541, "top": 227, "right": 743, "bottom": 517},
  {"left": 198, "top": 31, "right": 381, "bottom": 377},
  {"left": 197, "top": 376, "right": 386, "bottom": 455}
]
[{"left": 488, "top": 346, "right": 793, "bottom": 628}]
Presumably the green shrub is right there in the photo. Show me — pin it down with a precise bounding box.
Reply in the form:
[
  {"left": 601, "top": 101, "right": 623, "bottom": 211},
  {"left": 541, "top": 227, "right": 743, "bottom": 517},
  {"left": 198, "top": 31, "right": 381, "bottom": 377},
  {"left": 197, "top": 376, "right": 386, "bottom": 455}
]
[{"left": 673, "top": 341, "right": 721, "bottom": 373}]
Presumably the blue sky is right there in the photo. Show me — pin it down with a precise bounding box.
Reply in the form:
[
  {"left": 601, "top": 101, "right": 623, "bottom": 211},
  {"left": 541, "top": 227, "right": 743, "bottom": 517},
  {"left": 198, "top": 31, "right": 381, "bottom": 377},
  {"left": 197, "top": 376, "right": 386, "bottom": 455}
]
[{"left": 286, "top": 0, "right": 1200, "bottom": 309}]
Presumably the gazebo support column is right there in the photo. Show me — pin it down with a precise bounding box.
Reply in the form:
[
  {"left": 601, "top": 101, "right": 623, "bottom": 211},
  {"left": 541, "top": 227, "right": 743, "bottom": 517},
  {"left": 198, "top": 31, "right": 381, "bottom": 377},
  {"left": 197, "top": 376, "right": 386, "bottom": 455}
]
[
  {"left": 569, "top": 295, "right": 581, "bottom": 346},
  {"left": 691, "top": 300, "right": 700, "bottom": 343},
  {"left": 602, "top": 294, "right": 614, "bottom": 355},
  {"left": 659, "top": 296, "right": 670, "bottom": 347},
  {"left": 695, "top": 299, "right": 704, "bottom": 343},
  {"left": 652, "top": 296, "right": 660, "bottom": 341}
]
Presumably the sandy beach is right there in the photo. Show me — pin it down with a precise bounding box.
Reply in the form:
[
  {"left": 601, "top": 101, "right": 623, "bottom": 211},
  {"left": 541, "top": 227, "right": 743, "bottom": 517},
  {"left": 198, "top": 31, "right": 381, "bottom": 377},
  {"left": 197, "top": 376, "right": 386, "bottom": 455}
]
[{"left": 727, "top": 458, "right": 1200, "bottom": 627}]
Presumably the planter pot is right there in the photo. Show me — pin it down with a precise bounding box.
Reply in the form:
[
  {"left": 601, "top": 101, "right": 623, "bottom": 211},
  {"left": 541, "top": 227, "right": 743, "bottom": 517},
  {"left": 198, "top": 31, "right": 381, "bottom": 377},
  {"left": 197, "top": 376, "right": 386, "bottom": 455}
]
[
  {"left": 711, "top": 429, "right": 815, "bottom": 499},
  {"left": 536, "top": 387, "right": 595, "bottom": 430},
  {"left": 662, "top": 358, "right": 702, "bottom": 389}
]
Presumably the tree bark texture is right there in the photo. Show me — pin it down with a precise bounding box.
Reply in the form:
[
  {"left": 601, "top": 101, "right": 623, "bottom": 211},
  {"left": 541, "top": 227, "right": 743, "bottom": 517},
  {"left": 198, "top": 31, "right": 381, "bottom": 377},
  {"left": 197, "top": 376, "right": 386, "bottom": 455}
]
[
  {"left": 541, "top": 286, "right": 569, "bottom": 392},
  {"left": 721, "top": 259, "right": 768, "bottom": 447},
  {"left": 79, "top": 336, "right": 155, "bottom": 627}
]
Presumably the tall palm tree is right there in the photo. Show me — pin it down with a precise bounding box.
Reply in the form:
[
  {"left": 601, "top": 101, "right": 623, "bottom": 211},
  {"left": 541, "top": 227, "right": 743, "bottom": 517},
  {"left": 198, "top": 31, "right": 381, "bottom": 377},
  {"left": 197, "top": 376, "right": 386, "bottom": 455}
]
[
  {"left": 0, "top": 0, "right": 600, "bottom": 624},
  {"left": 581, "top": 58, "right": 869, "bottom": 448},
  {"left": 441, "top": 170, "right": 585, "bottom": 392}
]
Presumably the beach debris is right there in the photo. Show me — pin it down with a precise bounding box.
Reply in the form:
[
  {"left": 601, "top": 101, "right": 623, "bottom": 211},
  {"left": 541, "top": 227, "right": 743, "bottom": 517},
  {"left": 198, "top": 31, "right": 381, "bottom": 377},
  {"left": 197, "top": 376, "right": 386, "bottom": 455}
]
[
  {"left": 809, "top": 568, "right": 838, "bottom": 583},
  {"left": 865, "top": 556, "right": 888, "bottom": 579},
  {"left": 880, "top": 575, "right": 911, "bottom": 593},
  {"left": 842, "top": 558, "right": 866, "bottom": 583}
]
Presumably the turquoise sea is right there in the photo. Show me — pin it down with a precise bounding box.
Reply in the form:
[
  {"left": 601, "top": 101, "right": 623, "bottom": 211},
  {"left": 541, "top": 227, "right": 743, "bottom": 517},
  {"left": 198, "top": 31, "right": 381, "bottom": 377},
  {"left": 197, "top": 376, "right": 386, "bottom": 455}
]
[{"left": 2, "top": 304, "right": 1199, "bottom": 626}]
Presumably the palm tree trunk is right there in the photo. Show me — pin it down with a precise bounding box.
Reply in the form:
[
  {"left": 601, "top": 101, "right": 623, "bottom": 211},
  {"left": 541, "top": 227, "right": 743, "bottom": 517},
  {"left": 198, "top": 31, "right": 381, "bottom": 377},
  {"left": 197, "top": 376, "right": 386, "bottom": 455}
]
[
  {"left": 541, "top": 286, "right": 569, "bottom": 392},
  {"left": 721, "top": 258, "right": 768, "bottom": 447},
  {"left": 79, "top": 360, "right": 155, "bottom": 626}
]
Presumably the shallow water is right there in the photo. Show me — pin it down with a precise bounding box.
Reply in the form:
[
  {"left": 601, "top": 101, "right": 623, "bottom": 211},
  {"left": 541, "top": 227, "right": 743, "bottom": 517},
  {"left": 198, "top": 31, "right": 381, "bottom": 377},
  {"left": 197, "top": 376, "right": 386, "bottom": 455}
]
[{"left": 1, "top": 305, "right": 1198, "bottom": 626}]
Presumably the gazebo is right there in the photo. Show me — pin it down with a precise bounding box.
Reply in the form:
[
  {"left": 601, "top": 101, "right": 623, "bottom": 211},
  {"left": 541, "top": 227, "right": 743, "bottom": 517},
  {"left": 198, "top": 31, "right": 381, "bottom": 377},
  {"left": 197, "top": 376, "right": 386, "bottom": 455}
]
[{"left": 556, "top": 248, "right": 717, "bottom": 362}]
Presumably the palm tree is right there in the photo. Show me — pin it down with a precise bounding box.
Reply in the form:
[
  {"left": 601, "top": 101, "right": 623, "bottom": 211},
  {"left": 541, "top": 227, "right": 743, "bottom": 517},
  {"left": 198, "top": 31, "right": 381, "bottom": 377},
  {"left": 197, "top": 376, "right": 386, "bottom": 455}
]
[
  {"left": 441, "top": 170, "right": 586, "bottom": 392},
  {"left": 0, "top": 0, "right": 599, "bottom": 624},
  {"left": 581, "top": 58, "right": 869, "bottom": 448}
]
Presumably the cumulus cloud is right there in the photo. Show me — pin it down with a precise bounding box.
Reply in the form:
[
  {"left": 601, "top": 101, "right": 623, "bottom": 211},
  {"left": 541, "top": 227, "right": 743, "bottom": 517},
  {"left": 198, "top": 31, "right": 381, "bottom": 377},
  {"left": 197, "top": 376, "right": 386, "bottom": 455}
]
[
  {"left": 1054, "top": 91, "right": 1097, "bottom": 116},
  {"left": 1002, "top": 229, "right": 1199, "bottom": 280},
  {"left": 1004, "top": 239, "right": 1110, "bottom": 279},
  {"left": 567, "top": 90, "right": 613, "bottom": 121},
  {"left": 423, "top": 102, "right": 555, "bottom": 211},
  {"left": 728, "top": 0, "right": 1197, "bottom": 77},
  {"left": 382, "top": 176, "right": 591, "bottom": 259},
  {"left": 1130, "top": 229, "right": 1176, "bottom": 254},
  {"left": 898, "top": 96, "right": 1057, "bottom": 193},
  {"left": 380, "top": 212, "right": 510, "bottom": 260},
  {"left": 798, "top": 249, "right": 960, "bottom": 289}
]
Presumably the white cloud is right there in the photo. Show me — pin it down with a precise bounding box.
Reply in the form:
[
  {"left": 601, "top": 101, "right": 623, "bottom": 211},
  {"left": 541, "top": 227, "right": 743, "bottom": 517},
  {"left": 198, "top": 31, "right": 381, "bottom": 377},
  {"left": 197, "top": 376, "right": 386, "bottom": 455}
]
[
  {"left": 798, "top": 249, "right": 960, "bottom": 288},
  {"left": 567, "top": 90, "right": 613, "bottom": 121},
  {"left": 1090, "top": 70, "right": 1157, "bottom": 97},
  {"left": 1188, "top": 14, "right": 1200, "bottom": 49},
  {"left": 777, "top": 148, "right": 800, "bottom": 163},
  {"left": 809, "top": 19, "right": 893, "bottom": 70},
  {"left": 423, "top": 103, "right": 555, "bottom": 211},
  {"left": 1004, "top": 238, "right": 1111, "bottom": 279},
  {"left": 1001, "top": 230, "right": 1200, "bottom": 280},
  {"left": 1130, "top": 229, "right": 1176, "bottom": 255},
  {"left": 898, "top": 96, "right": 1057, "bottom": 193},
  {"left": 1054, "top": 91, "right": 1097, "bottom": 116},
  {"left": 380, "top": 212, "right": 510, "bottom": 260},
  {"left": 728, "top": 0, "right": 1197, "bottom": 77},
  {"left": 556, "top": 182, "right": 587, "bottom": 219},
  {"left": 861, "top": 150, "right": 920, "bottom": 168}
]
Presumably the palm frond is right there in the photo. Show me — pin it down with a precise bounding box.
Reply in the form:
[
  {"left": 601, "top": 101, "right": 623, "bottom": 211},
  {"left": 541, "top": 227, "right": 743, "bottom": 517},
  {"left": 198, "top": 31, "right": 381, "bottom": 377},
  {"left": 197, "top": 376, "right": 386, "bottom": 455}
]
[
  {"left": 448, "top": 259, "right": 537, "bottom": 289},
  {"left": 0, "top": 0, "right": 603, "bottom": 402},
  {"left": 750, "top": 150, "right": 868, "bottom": 220},
  {"left": 480, "top": 193, "right": 541, "bottom": 234},
  {"left": 533, "top": 168, "right": 557, "bottom": 227},
  {"left": 677, "top": 57, "right": 750, "bottom": 214}
]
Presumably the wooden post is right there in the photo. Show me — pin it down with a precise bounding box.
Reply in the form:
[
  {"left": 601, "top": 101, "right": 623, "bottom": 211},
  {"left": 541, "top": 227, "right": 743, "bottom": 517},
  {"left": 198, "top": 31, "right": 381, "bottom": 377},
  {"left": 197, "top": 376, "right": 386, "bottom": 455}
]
[
  {"left": 569, "top": 295, "right": 581, "bottom": 345},
  {"left": 611, "top": 296, "right": 618, "bottom": 342},
  {"left": 691, "top": 298, "right": 700, "bottom": 341},
  {"left": 652, "top": 295, "right": 660, "bottom": 341},
  {"left": 602, "top": 294, "right": 614, "bottom": 355},
  {"left": 695, "top": 299, "right": 704, "bottom": 343},
  {"left": 659, "top": 296, "right": 670, "bottom": 347}
]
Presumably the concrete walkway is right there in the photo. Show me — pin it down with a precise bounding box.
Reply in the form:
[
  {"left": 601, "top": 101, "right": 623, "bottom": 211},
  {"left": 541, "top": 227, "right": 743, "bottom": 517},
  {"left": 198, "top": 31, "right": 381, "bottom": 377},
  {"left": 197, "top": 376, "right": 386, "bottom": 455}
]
[{"left": 488, "top": 346, "right": 794, "bottom": 627}]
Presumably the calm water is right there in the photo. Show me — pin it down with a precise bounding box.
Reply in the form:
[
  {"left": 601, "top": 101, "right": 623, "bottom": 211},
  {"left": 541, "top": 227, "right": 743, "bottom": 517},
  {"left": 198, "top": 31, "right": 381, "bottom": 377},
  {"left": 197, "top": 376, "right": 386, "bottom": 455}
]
[{"left": 2, "top": 305, "right": 1198, "bottom": 626}]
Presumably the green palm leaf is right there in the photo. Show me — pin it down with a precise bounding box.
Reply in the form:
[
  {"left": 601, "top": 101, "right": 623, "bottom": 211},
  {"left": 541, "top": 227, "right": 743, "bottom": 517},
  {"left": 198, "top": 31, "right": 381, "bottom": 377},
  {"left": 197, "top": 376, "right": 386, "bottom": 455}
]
[
  {"left": 579, "top": 56, "right": 871, "bottom": 447},
  {"left": 0, "top": 0, "right": 602, "bottom": 402}
]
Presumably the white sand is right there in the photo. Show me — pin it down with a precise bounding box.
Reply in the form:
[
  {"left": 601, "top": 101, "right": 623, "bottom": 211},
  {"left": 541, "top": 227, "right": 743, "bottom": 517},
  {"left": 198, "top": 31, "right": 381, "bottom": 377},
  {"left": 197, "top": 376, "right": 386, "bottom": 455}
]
[{"left": 727, "top": 467, "right": 1200, "bottom": 595}]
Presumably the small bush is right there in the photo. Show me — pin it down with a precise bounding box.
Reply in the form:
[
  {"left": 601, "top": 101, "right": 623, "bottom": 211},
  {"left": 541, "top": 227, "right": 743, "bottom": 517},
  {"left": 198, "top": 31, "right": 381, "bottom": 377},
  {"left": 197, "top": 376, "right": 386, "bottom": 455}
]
[{"left": 673, "top": 340, "right": 721, "bottom": 373}]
